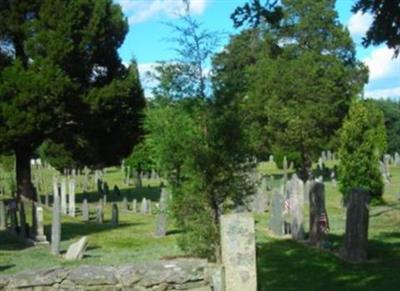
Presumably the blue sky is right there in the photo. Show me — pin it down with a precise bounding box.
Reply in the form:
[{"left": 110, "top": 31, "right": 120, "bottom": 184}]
[{"left": 115, "top": 0, "right": 400, "bottom": 99}]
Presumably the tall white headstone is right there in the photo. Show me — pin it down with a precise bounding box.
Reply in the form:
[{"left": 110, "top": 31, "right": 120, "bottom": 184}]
[
  {"left": 68, "top": 178, "right": 76, "bottom": 217},
  {"left": 220, "top": 213, "right": 257, "bottom": 291}
]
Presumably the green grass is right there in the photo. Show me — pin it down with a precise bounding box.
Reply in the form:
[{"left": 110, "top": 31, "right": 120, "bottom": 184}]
[{"left": 1, "top": 163, "right": 400, "bottom": 291}]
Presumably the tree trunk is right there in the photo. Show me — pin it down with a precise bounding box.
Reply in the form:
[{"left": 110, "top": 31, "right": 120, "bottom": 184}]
[
  {"left": 15, "top": 147, "right": 36, "bottom": 201},
  {"left": 309, "top": 182, "right": 329, "bottom": 247}
]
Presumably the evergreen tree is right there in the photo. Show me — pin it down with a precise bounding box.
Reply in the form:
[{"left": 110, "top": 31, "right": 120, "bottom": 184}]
[
  {"left": 0, "top": 0, "right": 145, "bottom": 200},
  {"left": 338, "top": 101, "right": 387, "bottom": 200}
]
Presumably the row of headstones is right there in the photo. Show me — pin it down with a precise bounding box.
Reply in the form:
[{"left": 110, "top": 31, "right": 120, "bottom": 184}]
[
  {"left": 121, "top": 165, "right": 161, "bottom": 186},
  {"left": 269, "top": 177, "right": 370, "bottom": 262},
  {"left": 0, "top": 199, "right": 49, "bottom": 245}
]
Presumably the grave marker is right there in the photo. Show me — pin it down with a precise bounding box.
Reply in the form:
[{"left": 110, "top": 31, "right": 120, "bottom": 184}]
[
  {"left": 220, "top": 213, "right": 257, "bottom": 291},
  {"left": 51, "top": 190, "right": 62, "bottom": 255}
]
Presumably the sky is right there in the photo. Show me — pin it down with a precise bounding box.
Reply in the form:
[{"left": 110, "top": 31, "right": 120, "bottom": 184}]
[{"left": 115, "top": 0, "right": 400, "bottom": 99}]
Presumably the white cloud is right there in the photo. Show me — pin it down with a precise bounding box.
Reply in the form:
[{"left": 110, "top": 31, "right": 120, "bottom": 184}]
[
  {"left": 365, "top": 86, "right": 400, "bottom": 99},
  {"left": 138, "top": 62, "right": 158, "bottom": 97},
  {"left": 347, "top": 11, "right": 373, "bottom": 38},
  {"left": 115, "top": 0, "right": 208, "bottom": 25},
  {"left": 363, "top": 47, "right": 400, "bottom": 81}
]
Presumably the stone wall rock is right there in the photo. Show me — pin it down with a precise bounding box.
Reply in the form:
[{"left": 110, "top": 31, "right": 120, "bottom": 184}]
[{"left": 0, "top": 259, "right": 219, "bottom": 290}]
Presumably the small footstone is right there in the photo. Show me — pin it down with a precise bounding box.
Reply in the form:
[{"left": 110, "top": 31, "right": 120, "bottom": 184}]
[{"left": 65, "top": 236, "right": 88, "bottom": 260}]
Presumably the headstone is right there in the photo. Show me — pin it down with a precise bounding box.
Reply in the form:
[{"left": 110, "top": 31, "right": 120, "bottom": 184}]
[
  {"left": 141, "top": 198, "right": 147, "bottom": 214},
  {"left": 8, "top": 200, "right": 18, "bottom": 234},
  {"left": 220, "top": 213, "right": 257, "bottom": 291},
  {"left": 309, "top": 182, "right": 329, "bottom": 247},
  {"left": 103, "top": 194, "right": 107, "bottom": 206},
  {"left": 155, "top": 188, "right": 169, "bottom": 237},
  {"left": 132, "top": 199, "right": 137, "bottom": 213},
  {"left": 96, "top": 199, "right": 104, "bottom": 224},
  {"left": 68, "top": 178, "right": 76, "bottom": 217},
  {"left": 51, "top": 189, "right": 62, "bottom": 255},
  {"left": 269, "top": 189, "right": 284, "bottom": 236},
  {"left": 111, "top": 203, "right": 119, "bottom": 227},
  {"left": 0, "top": 201, "right": 6, "bottom": 230},
  {"left": 122, "top": 196, "right": 128, "bottom": 211},
  {"left": 97, "top": 177, "right": 103, "bottom": 195},
  {"left": 251, "top": 185, "right": 268, "bottom": 213},
  {"left": 288, "top": 175, "right": 305, "bottom": 240},
  {"left": 148, "top": 200, "right": 152, "bottom": 214},
  {"left": 343, "top": 188, "right": 369, "bottom": 262},
  {"left": 33, "top": 205, "right": 49, "bottom": 244},
  {"left": 395, "top": 152, "right": 400, "bottom": 166},
  {"left": 82, "top": 199, "right": 89, "bottom": 222},
  {"left": 269, "top": 155, "right": 274, "bottom": 163},
  {"left": 303, "top": 180, "right": 312, "bottom": 204},
  {"left": 283, "top": 156, "right": 288, "bottom": 182},
  {"left": 61, "top": 177, "right": 67, "bottom": 215},
  {"left": 65, "top": 236, "right": 88, "bottom": 260},
  {"left": 18, "top": 201, "right": 28, "bottom": 238}
]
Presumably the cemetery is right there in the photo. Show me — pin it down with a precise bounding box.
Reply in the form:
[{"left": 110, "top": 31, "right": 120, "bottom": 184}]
[{"left": 1, "top": 0, "right": 400, "bottom": 290}]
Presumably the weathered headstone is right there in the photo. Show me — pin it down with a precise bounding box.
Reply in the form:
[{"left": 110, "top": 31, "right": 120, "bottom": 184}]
[
  {"left": 132, "top": 199, "right": 137, "bottom": 213},
  {"left": 8, "top": 200, "right": 18, "bottom": 234},
  {"left": 0, "top": 201, "right": 6, "bottom": 230},
  {"left": 51, "top": 190, "right": 62, "bottom": 255},
  {"left": 18, "top": 201, "right": 28, "bottom": 238},
  {"left": 61, "top": 177, "right": 67, "bottom": 215},
  {"left": 343, "top": 188, "right": 369, "bottom": 262},
  {"left": 220, "top": 213, "right": 257, "bottom": 291},
  {"left": 82, "top": 199, "right": 89, "bottom": 222},
  {"left": 96, "top": 199, "right": 104, "bottom": 224},
  {"left": 141, "top": 198, "right": 147, "bottom": 214},
  {"left": 309, "top": 182, "right": 329, "bottom": 247},
  {"left": 68, "top": 178, "right": 76, "bottom": 217},
  {"left": 122, "top": 196, "right": 128, "bottom": 211},
  {"left": 155, "top": 188, "right": 169, "bottom": 237},
  {"left": 111, "top": 203, "right": 119, "bottom": 227},
  {"left": 33, "top": 205, "right": 49, "bottom": 244},
  {"left": 289, "top": 175, "right": 305, "bottom": 241},
  {"left": 395, "top": 152, "right": 400, "bottom": 166},
  {"left": 65, "top": 236, "right": 88, "bottom": 260},
  {"left": 269, "top": 189, "right": 284, "bottom": 236}
]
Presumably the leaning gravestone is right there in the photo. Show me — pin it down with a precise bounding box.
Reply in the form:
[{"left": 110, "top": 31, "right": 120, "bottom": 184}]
[
  {"left": 269, "top": 188, "right": 284, "bottom": 236},
  {"left": 343, "top": 188, "right": 369, "bottom": 262},
  {"left": 309, "top": 182, "right": 329, "bottom": 247},
  {"left": 82, "top": 199, "right": 89, "bottom": 222},
  {"left": 65, "top": 236, "right": 88, "bottom": 260},
  {"left": 220, "top": 213, "right": 257, "bottom": 291},
  {"left": 0, "top": 201, "right": 6, "bottom": 230},
  {"left": 51, "top": 190, "right": 62, "bottom": 255},
  {"left": 111, "top": 203, "right": 119, "bottom": 227}
]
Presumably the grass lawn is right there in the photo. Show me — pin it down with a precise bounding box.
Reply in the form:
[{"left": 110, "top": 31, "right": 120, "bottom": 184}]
[{"left": 1, "top": 163, "right": 400, "bottom": 291}]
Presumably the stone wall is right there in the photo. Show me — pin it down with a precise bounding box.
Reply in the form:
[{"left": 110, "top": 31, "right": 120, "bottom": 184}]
[{"left": 0, "top": 259, "right": 221, "bottom": 290}]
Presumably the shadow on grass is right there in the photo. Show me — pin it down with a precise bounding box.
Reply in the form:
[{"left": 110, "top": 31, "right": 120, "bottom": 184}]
[
  {"left": 257, "top": 234, "right": 400, "bottom": 291},
  {"left": 370, "top": 202, "right": 400, "bottom": 218},
  {"left": 0, "top": 264, "right": 15, "bottom": 272},
  {"left": 0, "top": 230, "right": 30, "bottom": 251},
  {"left": 39, "top": 185, "right": 163, "bottom": 205},
  {"left": 43, "top": 221, "right": 142, "bottom": 242}
]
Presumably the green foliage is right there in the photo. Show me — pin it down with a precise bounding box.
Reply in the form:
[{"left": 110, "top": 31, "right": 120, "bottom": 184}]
[
  {"left": 37, "top": 140, "right": 78, "bottom": 172},
  {"left": 0, "top": 0, "right": 145, "bottom": 197},
  {"left": 338, "top": 101, "right": 387, "bottom": 199},
  {"left": 369, "top": 99, "right": 400, "bottom": 154},
  {"left": 222, "top": 0, "right": 368, "bottom": 180},
  {"left": 352, "top": 0, "right": 400, "bottom": 57}
]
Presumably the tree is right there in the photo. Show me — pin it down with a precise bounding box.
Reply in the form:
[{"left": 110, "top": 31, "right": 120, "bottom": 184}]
[
  {"left": 369, "top": 99, "right": 400, "bottom": 154},
  {"left": 352, "top": 0, "right": 400, "bottom": 57},
  {"left": 141, "top": 14, "right": 253, "bottom": 261},
  {"left": 228, "top": 0, "right": 368, "bottom": 180},
  {"left": 338, "top": 101, "right": 387, "bottom": 200},
  {"left": 0, "top": 0, "right": 145, "bottom": 200}
]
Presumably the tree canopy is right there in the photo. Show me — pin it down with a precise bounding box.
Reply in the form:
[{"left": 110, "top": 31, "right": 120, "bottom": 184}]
[{"left": 0, "top": 0, "right": 145, "bottom": 199}]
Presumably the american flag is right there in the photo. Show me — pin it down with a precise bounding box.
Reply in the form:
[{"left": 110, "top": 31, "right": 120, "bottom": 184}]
[
  {"left": 319, "top": 212, "right": 329, "bottom": 233},
  {"left": 284, "top": 198, "right": 291, "bottom": 214}
]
